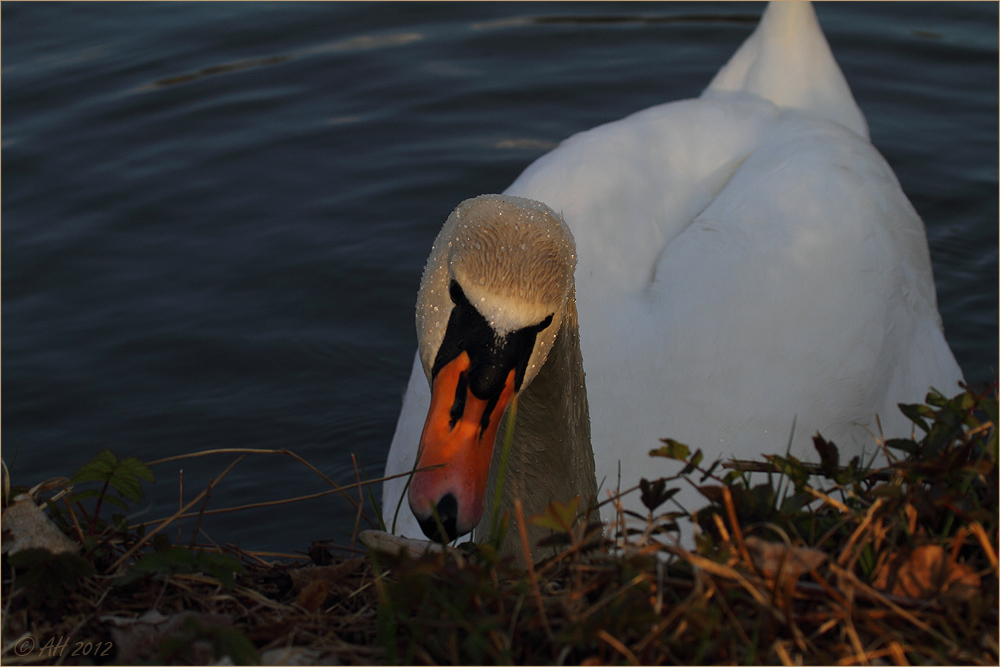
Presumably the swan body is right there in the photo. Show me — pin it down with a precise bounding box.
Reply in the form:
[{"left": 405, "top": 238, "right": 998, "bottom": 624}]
[{"left": 381, "top": 2, "right": 964, "bottom": 552}]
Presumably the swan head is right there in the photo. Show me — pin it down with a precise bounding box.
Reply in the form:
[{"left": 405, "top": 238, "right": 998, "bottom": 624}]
[{"left": 408, "top": 194, "right": 576, "bottom": 543}]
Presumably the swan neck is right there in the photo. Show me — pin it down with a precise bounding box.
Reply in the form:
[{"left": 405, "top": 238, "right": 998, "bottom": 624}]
[{"left": 480, "top": 294, "right": 597, "bottom": 561}]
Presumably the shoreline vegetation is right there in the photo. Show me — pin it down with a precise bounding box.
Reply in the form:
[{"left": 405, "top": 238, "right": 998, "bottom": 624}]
[{"left": 2, "top": 386, "right": 997, "bottom": 665}]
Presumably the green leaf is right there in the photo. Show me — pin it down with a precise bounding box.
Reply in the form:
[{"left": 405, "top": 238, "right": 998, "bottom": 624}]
[
  {"left": 925, "top": 389, "right": 950, "bottom": 409},
  {"left": 981, "top": 395, "right": 998, "bottom": 428},
  {"left": 113, "top": 548, "right": 190, "bottom": 588},
  {"left": 114, "top": 546, "right": 244, "bottom": 591},
  {"left": 885, "top": 438, "right": 919, "bottom": 455},
  {"left": 134, "top": 546, "right": 196, "bottom": 571},
  {"left": 639, "top": 478, "right": 678, "bottom": 513},
  {"left": 689, "top": 449, "right": 704, "bottom": 468},
  {"left": 529, "top": 497, "right": 581, "bottom": 534},
  {"left": 109, "top": 457, "right": 155, "bottom": 503},
  {"left": 722, "top": 470, "right": 742, "bottom": 485},
  {"left": 195, "top": 550, "right": 245, "bottom": 591},
  {"left": 118, "top": 456, "right": 155, "bottom": 483},
  {"left": 955, "top": 391, "right": 975, "bottom": 412},
  {"left": 925, "top": 421, "right": 961, "bottom": 456},
  {"left": 885, "top": 438, "right": 920, "bottom": 454},
  {"left": 766, "top": 454, "right": 810, "bottom": 493},
  {"left": 812, "top": 435, "right": 840, "bottom": 478},
  {"left": 870, "top": 484, "right": 903, "bottom": 501},
  {"left": 8, "top": 549, "right": 95, "bottom": 608},
  {"left": 696, "top": 485, "right": 724, "bottom": 505},
  {"left": 70, "top": 449, "right": 155, "bottom": 504},
  {"left": 898, "top": 403, "right": 933, "bottom": 432},
  {"left": 109, "top": 471, "right": 144, "bottom": 503},
  {"left": 779, "top": 492, "right": 807, "bottom": 515},
  {"left": 650, "top": 439, "right": 691, "bottom": 461},
  {"left": 70, "top": 449, "right": 119, "bottom": 484}
]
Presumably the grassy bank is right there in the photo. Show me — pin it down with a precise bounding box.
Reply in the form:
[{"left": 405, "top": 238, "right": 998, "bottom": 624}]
[{"left": 2, "top": 386, "right": 997, "bottom": 665}]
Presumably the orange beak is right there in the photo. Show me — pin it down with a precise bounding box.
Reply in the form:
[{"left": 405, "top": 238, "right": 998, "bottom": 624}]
[{"left": 407, "top": 351, "right": 517, "bottom": 542}]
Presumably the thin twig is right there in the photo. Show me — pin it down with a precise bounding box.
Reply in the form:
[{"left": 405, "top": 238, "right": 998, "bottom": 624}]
[
  {"left": 599, "top": 629, "right": 639, "bottom": 665},
  {"left": 970, "top": 521, "right": 998, "bottom": 573},
  {"left": 147, "top": 448, "right": 286, "bottom": 466},
  {"left": 827, "top": 562, "right": 962, "bottom": 652},
  {"left": 723, "top": 458, "right": 893, "bottom": 482},
  {"left": 514, "top": 499, "right": 554, "bottom": 646},
  {"left": 279, "top": 448, "right": 362, "bottom": 513},
  {"left": 177, "top": 468, "right": 183, "bottom": 545},
  {"left": 837, "top": 497, "right": 884, "bottom": 568},
  {"left": 722, "top": 485, "right": 754, "bottom": 572},
  {"left": 132, "top": 480, "right": 394, "bottom": 527},
  {"left": 109, "top": 455, "right": 246, "bottom": 572},
  {"left": 188, "top": 479, "right": 213, "bottom": 549},
  {"left": 351, "top": 454, "right": 364, "bottom": 551},
  {"left": 60, "top": 494, "right": 88, "bottom": 545}
]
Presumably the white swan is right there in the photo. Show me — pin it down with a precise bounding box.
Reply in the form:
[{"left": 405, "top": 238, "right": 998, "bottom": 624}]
[{"left": 381, "top": 1, "right": 964, "bottom": 556}]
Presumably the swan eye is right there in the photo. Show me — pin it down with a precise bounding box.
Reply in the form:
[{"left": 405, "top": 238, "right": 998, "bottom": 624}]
[
  {"left": 449, "top": 372, "right": 468, "bottom": 429},
  {"left": 449, "top": 280, "right": 466, "bottom": 305},
  {"left": 433, "top": 280, "right": 555, "bottom": 410}
]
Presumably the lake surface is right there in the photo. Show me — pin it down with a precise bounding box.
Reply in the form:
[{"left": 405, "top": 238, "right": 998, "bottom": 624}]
[{"left": 4, "top": 2, "right": 997, "bottom": 556}]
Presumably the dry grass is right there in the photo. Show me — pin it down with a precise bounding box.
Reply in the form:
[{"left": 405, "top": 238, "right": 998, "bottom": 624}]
[{"left": 2, "top": 386, "right": 997, "bottom": 665}]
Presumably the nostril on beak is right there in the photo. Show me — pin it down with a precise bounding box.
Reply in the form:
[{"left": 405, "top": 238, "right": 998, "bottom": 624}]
[{"left": 416, "top": 493, "right": 459, "bottom": 543}]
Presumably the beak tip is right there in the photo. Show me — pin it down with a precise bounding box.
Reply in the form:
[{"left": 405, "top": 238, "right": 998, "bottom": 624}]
[{"left": 414, "top": 492, "right": 463, "bottom": 543}]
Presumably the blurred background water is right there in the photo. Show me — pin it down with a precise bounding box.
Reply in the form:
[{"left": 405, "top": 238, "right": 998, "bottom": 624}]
[{"left": 4, "top": 2, "right": 997, "bottom": 556}]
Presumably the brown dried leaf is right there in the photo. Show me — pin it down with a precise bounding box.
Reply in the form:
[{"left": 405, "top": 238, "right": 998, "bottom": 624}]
[
  {"left": 288, "top": 557, "right": 364, "bottom": 592},
  {"left": 872, "top": 544, "right": 980, "bottom": 601},
  {"left": 295, "top": 578, "right": 330, "bottom": 613},
  {"left": 745, "top": 536, "right": 826, "bottom": 584}
]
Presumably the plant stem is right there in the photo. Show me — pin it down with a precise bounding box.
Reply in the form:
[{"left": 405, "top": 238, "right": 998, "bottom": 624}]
[{"left": 90, "top": 478, "right": 111, "bottom": 534}]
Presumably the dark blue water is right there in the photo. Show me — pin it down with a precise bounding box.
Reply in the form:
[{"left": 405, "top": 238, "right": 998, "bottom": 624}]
[{"left": 4, "top": 2, "right": 997, "bottom": 556}]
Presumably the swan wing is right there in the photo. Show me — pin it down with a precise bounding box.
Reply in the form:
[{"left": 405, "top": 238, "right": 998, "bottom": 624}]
[
  {"left": 640, "top": 111, "right": 962, "bottom": 455},
  {"left": 381, "top": 351, "right": 429, "bottom": 537}
]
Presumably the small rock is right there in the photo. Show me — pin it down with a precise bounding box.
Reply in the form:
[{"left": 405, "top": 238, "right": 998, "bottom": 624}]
[
  {"left": 1, "top": 494, "right": 78, "bottom": 556},
  {"left": 358, "top": 529, "right": 448, "bottom": 558}
]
